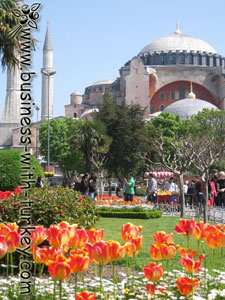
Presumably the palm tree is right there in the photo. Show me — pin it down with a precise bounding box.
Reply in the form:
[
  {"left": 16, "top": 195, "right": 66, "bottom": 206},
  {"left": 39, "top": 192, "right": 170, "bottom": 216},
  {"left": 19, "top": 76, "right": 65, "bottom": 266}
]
[{"left": 0, "top": 0, "right": 20, "bottom": 69}]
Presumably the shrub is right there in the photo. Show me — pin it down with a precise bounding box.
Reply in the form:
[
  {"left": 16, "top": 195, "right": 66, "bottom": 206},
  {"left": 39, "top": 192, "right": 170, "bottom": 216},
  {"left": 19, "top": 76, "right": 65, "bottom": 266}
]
[
  {"left": 99, "top": 210, "right": 162, "bottom": 219},
  {"left": 0, "top": 186, "right": 99, "bottom": 228},
  {"left": 0, "top": 150, "right": 44, "bottom": 191},
  {"left": 135, "top": 187, "right": 146, "bottom": 196}
]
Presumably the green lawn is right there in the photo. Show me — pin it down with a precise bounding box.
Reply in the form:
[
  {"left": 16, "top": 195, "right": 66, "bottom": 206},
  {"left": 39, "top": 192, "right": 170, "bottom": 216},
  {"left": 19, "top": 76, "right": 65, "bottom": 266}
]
[{"left": 95, "top": 216, "right": 223, "bottom": 271}]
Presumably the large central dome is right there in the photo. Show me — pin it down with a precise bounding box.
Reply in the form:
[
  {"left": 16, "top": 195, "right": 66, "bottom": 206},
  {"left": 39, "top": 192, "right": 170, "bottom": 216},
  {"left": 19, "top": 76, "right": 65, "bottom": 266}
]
[{"left": 140, "top": 27, "right": 217, "bottom": 55}]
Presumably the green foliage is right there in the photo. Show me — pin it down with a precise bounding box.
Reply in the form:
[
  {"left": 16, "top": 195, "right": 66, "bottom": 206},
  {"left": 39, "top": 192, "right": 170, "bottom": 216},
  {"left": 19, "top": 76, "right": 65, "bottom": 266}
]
[
  {"left": 99, "top": 210, "right": 162, "bottom": 219},
  {"left": 0, "top": 150, "right": 43, "bottom": 191},
  {"left": 0, "top": 186, "right": 99, "bottom": 228},
  {"left": 39, "top": 118, "right": 85, "bottom": 183},
  {"left": 95, "top": 95, "right": 147, "bottom": 179},
  {"left": 135, "top": 187, "right": 146, "bottom": 196}
]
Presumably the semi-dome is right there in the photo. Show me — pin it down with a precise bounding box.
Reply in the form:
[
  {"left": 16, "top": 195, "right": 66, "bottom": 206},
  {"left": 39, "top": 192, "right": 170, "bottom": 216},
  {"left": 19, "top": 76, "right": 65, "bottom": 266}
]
[
  {"left": 163, "top": 98, "right": 219, "bottom": 120},
  {"left": 140, "top": 33, "right": 217, "bottom": 55}
]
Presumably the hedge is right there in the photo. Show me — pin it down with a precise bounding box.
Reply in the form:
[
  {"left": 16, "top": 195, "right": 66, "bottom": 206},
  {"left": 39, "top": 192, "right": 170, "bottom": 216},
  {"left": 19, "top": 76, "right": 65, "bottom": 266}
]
[
  {"left": 0, "top": 150, "right": 44, "bottom": 191},
  {"left": 99, "top": 210, "right": 162, "bottom": 219}
]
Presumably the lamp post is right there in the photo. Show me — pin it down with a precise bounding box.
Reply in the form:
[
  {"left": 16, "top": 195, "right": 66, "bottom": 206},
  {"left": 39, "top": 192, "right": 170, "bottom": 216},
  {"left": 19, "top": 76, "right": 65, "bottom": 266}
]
[
  {"left": 42, "top": 70, "right": 56, "bottom": 173},
  {"left": 35, "top": 106, "right": 39, "bottom": 159}
]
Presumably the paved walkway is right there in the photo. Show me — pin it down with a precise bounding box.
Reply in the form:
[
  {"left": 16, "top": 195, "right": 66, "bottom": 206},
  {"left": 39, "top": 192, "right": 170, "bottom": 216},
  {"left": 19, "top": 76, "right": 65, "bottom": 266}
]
[{"left": 158, "top": 204, "right": 225, "bottom": 224}]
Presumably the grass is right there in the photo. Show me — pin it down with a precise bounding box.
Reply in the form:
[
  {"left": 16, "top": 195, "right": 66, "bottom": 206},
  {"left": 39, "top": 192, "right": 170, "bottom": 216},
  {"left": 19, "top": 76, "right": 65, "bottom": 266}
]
[{"left": 95, "top": 216, "right": 223, "bottom": 272}]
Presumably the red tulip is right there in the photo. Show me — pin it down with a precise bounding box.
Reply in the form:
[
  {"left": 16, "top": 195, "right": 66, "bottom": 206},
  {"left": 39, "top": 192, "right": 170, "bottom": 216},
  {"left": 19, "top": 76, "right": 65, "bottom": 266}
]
[
  {"left": 0, "top": 235, "right": 7, "bottom": 259},
  {"left": 92, "top": 240, "right": 111, "bottom": 264},
  {"left": 175, "top": 218, "right": 195, "bottom": 237},
  {"left": 143, "top": 262, "right": 163, "bottom": 282},
  {"left": 14, "top": 186, "right": 22, "bottom": 195},
  {"left": 121, "top": 223, "right": 142, "bottom": 242},
  {"left": 160, "top": 243, "right": 179, "bottom": 260},
  {"left": 108, "top": 240, "right": 126, "bottom": 261},
  {"left": 32, "top": 246, "right": 43, "bottom": 264},
  {"left": 87, "top": 228, "right": 104, "bottom": 244},
  {"left": 150, "top": 244, "right": 163, "bottom": 261},
  {"left": 76, "top": 291, "right": 96, "bottom": 300},
  {"left": 69, "top": 229, "right": 88, "bottom": 250},
  {"left": 31, "top": 226, "right": 47, "bottom": 246},
  {"left": 125, "top": 236, "right": 143, "bottom": 257},
  {"left": 219, "top": 231, "right": 225, "bottom": 247},
  {"left": 48, "top": 254, "right": 72, "bottom": 280},
  {"left": 57, "top": 221, "right": 78, "bottom": 239},
  {"left": 179, "top": 254, "right": 205, "bottom": 274},
  {"left": 153, "top": 231, "right": 174, "bottom": 246},
  {"left": 192, "top": 221, "right": 206, "bottom": 240},
  {"left": 205, "top": 228, "right": 221, "bottom": 249},
  {"left": 177, "top": 277, "right": 199, "bottom": 295},
  {"left": 69, "top": 248, "right": 90, "bottom": 273},
  {"left": 179, "top": 248, "right": 197, "bottom": 259},
  {"left": 39, "top": 246, "right": 63, "bottom": 266},
  {"left": 146, "top": 283, "right": 156, "bottom": 295},
  {"left": 47, "top": 225, "right": 70, "bottom": 250}
]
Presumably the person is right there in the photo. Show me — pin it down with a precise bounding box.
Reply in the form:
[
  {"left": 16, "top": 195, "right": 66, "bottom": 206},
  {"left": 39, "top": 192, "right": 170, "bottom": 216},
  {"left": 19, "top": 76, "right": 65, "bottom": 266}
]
[
  {"left": 146, "top": 173, "right": 157, "bottom": 204},
  {"left": 124, "top": 173, "right": 135, "bottom": 202},
  {"left": 164, "top": 177, "right": 176, "bottom": 193},
  {"left": 80, "top": 173, "right": 89, "bottom": 196},
  {"left": 36, "top": 176, "right": 44, "bottom": 188},
  {"left": 89, "top": 175, "right": 97, "bottom": 199},
  {"left": 194, "top": 178, "right": 205, "bottom": 216},
  {"left": 216, "top": 171, "right": 225, "bottom": 207},
  {"left": 208, "top": 175, "right": 217, "bottom": 207},
  {"left": 187, "top": 180, "right": 195, "bottom": 207}
]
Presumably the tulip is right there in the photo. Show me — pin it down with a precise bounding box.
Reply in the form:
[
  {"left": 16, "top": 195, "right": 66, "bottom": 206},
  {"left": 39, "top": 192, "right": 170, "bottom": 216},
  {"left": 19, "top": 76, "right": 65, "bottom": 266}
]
[
  {"left": 76, "top": 291, "right": 96, "bottom": 300},
  {"left": 87, "top": 228, "right": 104, "bottom": 244},
  {"left": 175, "top": 218, "right": 195, "bottom": 237},
  {"left": 0, "top": 235, "right": 7, "bottom": 259},
  {"left": 69, "top": 249, "right": 90, "bottom": 273},
  {"left": 32, "top": 246, "right": 44, "bottom": 264},
  {"left": 192, "top": 221, "right": 206, "bottom": 240},
  {"left": 47, "top": 225, "right": 70, "bottom": 250},
  {"left": 153, "top": 231, "right": 174, "bottom": 246},
  {"left": 177, "top": 277, "right": 199, "bottom": 295},
  {"left": 48, "top": 254, "right": 72, "bottom": 280},
  {"left": 121, "top": 223, "right": 142, "bottom": 242},
  {"left": 146, "top": 283, "right": 156, "bottom": 295},
  {"left": 160, "top": 243, "right": 179, "bottom": 260},
  {"left": 39, "top": 246, "right": 63, "bottom": 266},
  {"left": 150, "top": 244, "right": 163, "bottom": 261},
  {"left": 179, "top": 248, "right": 197, "bottom": 259},
  {"left": 219, "top": 231, "right": 225, "bottom": 247},
  {"left": 69, "top": 229, "right": 88, "bottom": 250},
  {"left": 125, "top": 236, "right": 143, "bottom": 257},
  {"left": 31, "top": 226, "right": 47, "bottom": 246},
  {"left": 109, "top": 240, "right": 126, "bottom": 261},
  {"left": 179, "top": 254, "right": 205, "bottom": 274},
  {"left": 92, "top": 240, "right": 111, "bottom": 264},
  {"left": 205, "top": 230, "right": 221, "bottom": 249},
  {"left": 57, "top": 221, "right": 78, "bottom": 238},
  {"left": 143, "top": 262, "right": 163, "bottom": 282}
]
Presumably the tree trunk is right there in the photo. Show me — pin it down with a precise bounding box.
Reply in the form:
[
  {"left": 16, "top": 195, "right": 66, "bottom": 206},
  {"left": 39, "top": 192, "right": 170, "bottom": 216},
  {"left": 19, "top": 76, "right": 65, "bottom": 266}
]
[
  {"left": 204, "top": 172, "right": 209, "bottom": 223},
  {"left": 178, "top": 174, "right": 185, "bottom": 218},
  {"left": 99, "top": 170, "right": 104, "bottom": 200}
]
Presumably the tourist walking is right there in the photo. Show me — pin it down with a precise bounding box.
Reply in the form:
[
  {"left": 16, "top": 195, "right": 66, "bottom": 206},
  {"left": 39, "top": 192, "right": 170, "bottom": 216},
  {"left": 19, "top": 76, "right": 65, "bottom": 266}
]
[
  {"left": 80, "top": 173, "right": 90, "bottom": 196},
  {"left": 195, "top": 178, "right": 205, "bottom": 216},
  {"left": 89, "top": 175, "right": 97, "bottom": 199},
  {"left": 124, "top": 173, "right": 135, "bottom": 202},
  {"left": 216, "top": 171, "right": 225, "bottom": 207},
  {"left": 146, "top": 173, "right": 158, "bottom": 204}
]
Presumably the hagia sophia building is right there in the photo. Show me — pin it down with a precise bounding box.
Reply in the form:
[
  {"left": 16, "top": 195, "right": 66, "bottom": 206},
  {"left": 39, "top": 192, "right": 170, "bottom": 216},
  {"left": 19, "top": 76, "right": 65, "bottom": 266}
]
[{"left": 0, "top": 20, "right": 224, "bottom": 159}]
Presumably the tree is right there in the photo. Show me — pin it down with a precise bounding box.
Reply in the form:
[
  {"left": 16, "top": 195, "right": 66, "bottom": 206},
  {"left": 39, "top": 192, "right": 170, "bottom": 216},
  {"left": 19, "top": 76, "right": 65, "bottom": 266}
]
[
  {"left": 95, "top": 95, "right": 148, "bottom": 181},
  {"left": 0, "top": 0, "right": 20, "bottom": 69},
  {"left": 69, "top": 119, "right": 111, "bottom": 173},
  {"left": 39, "top": 118, "right": 85, "bottom": 183}
]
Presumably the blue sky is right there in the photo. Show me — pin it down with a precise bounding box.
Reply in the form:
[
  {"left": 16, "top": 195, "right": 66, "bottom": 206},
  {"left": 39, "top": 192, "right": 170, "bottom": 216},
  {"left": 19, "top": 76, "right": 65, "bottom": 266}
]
[{"left": 0, "top": 0, "right": 225, "bottom": 120}]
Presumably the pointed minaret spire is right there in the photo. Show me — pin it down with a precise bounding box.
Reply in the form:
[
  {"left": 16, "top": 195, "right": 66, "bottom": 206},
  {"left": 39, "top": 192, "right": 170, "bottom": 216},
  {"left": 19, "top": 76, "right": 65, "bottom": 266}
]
[
  {"left": 187, "top": 82, "right": 196, "bottom": 99},
  {"left": 41, "top": 22, "right": 56, "bottom": 121},
  {"left": 174, "top": 18, "right": 181, "bottom": 34}
]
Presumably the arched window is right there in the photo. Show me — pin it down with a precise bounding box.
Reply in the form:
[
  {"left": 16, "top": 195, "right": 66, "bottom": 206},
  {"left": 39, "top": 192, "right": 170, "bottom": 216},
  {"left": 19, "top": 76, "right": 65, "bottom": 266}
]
[
  {"left": 179, "top": 86, "right": 185, "bottom": 99},
  {"left": 160, "top": 105, "right": 164, "bottom": 111},
  {"left": 200, "top": 92, "right": 204, "bottom": 100},
  {"left": 73, "top": 113, "right": 77, "bottom": 118},
  {"left": 160, "top": 92, "right": 165, "bottom": 101},
  {"left": 170, "top": 89, "right": 175, "bottom": 100},
  {"left": 150, "top": 105, "right": 155, "bottom": 114}
]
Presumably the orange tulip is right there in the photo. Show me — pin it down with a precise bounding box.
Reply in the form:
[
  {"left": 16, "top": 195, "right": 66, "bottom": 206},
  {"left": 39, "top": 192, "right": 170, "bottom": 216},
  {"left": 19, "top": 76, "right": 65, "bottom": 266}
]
[
  {"left": 32, "top": 246, "right": 43, "bottom": 264},
  {"left": 76, "top": 291, "right": 96, "bottom": 300},
  {"left": 121, "top": 223, "right": 142, "bottom": 242},
  {"left": 179, "top": 254, "right": 205, "bottom": 274},
  {"left": 179, "top": 248, "right": 197, "bottom": 259},
  {"left": 92, "top": 240, "right": 111, "bottom": 264},
  {"left": 153, "top": 232, "right": 174, "bottom": 246},
  {"left": 47, "top": 225, "right": 70, "bottom": 250},
  {"left": 143, "top": 262, "right": 163, "bottom": 282},
  {"left": 192, "top": 221, "right": 206, "bottom": 240},
  {"left": 57, "top": 221, "right": 78, "bottom": 238},
  {"left": 205, "top": 224, "right": 222, "bottom": 236},
  {"left": 205, "top": 230, "right": 221, "bottom": 249},
  {"left": 175, "top": 218, "right": 195, "bottom": 237},
  {"left": 0, "top": 235, "right": 7, "bottom": 259},
  {"left": 87, "top": 228, "right": 104, "bottom": 244},
  {"left": 150, "top": 244, "right": 163, "bottom": 261},
  {"left": 39, "top": 246, "right": 63, "bottom": 266},
  {"left": 219, "top": 231, "right": 225, "bottom": 247},
  {"left": 108, "top": 240, "right": 126, "bottom": 261},
  {"left": 125, "top": 236, "right": 143, "bottom": 257},
  {"left": 69, "top": 248, "right": 90, "bottom": 273},
  {"left": 69, "top": 229, "right": 88, "bottom": 250},
  {"left": 48, "top": 254, "right": 72, "bottom": 280},
  {"left": 177, "top": 277, "right": 199, "bottom": 295},
  {"left": 160, "top": 243, "right": 179, "bottom": 260},
  {"left": 31, "top": 226, "right": 47, "bottom": 246},
  {"left": 6, "top": 231, "right": 20, "bottom": 253}
]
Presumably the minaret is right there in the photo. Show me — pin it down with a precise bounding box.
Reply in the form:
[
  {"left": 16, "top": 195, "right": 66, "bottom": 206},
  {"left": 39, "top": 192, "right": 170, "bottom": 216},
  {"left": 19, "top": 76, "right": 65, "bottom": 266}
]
[{"left": 41, "top": 23, "right": 56, "bottom": 121}]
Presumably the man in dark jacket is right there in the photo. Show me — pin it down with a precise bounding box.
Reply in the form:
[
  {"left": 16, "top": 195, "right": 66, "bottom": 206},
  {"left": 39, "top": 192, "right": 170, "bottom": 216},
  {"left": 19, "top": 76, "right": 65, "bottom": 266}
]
[{"left": 80, "top": 173, "right": 89, "bottom": 196}]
